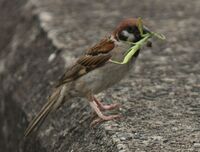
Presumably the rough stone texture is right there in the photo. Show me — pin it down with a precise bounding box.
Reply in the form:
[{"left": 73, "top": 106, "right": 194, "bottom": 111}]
[{"left": 0, "top": 0, "right": 200, "bottom": 151}]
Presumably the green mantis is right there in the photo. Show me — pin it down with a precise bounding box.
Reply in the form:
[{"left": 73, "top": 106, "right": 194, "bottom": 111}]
[{"left": 109, "top": 18, "right": 165, "bottom": 65}]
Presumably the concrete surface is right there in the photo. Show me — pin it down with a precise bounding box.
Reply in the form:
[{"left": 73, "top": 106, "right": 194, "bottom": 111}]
[{"left": 0, "top": 0, "right": 200, "bottom": 151}]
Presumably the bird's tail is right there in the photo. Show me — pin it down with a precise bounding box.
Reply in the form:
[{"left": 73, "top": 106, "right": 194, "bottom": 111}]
[{"left": 24, "top": 86, "right": 67, "bottom": 137}]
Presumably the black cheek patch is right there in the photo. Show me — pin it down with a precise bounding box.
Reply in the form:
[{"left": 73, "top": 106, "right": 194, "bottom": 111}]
[{"left": 118, "top": 32, "right": 127, "bottom": 41}]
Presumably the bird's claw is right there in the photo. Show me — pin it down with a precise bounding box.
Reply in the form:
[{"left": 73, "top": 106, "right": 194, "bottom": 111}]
[{"left": 90, "top": 114, "right": 122, "bottom": 127}]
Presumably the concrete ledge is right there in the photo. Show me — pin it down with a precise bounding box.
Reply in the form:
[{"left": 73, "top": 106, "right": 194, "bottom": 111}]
[{"left": 1, "top": 0, "right": 200, "bottom": 151}]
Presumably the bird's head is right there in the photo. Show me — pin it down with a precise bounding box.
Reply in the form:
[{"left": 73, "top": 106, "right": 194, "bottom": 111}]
[{"left": 112, "top": 18, "right": 151, "bottom": 44}]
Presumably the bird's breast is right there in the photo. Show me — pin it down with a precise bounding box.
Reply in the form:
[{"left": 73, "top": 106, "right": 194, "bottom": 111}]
[{"left": 74, "top": 55, "right": 138, "bottom": 95}]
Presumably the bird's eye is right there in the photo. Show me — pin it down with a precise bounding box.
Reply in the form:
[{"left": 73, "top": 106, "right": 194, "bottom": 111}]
[{"left": 126, "top": 26, "right": 135, "bottom": 33}]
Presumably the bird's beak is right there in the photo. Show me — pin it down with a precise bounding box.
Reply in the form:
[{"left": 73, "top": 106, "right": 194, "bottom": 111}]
[
  {"left": 143, "top": 26, "right": 151, "bottom": 34},
  {"left": 142, "top": 26, "right": 152, "bottom": 47}
]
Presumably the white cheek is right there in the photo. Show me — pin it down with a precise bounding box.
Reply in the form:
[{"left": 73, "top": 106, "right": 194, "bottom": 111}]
[
  {"left": 122, "top": 30, "right": 129, "bottom": 37},
  {"left": 122, "top": 30, "right": 135, "bottom": 41},
  {"left": 127, "top": 34, "right": 135, "bottom": 41}
]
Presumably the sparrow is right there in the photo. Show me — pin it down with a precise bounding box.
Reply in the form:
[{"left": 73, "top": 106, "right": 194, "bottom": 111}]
[{"left": 24, "top": 18, "right": 151, "bottom": 136}]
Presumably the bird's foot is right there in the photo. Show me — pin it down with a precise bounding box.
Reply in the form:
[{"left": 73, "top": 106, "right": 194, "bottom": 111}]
[
  {"left": 89, "top": 100, "right": 122, "bottom": 127},
  {"left": 90, "top": 114, "right": 121, "bottom": 127},
  {"left": 93, "top": 96, "right": 120, "bottom": 111}
]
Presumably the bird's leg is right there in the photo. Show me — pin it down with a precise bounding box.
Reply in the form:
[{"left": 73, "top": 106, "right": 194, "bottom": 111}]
[
  {"left": 87, "top": 94, "right": 121, "bottom": 126},
  {"left": 93, "top": 96, "right": 120, "bottom": 111},
  {"left": 89, "top": 101, "right": 120, "bottom": 120}
]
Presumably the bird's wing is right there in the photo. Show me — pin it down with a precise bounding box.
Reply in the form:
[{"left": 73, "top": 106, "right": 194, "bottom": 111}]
[
  {"left": 86, "top": 38, "right": 115, "bottom": 55},
  {"left": 55, "top": 38, "right": 115, "bottom": 87}
]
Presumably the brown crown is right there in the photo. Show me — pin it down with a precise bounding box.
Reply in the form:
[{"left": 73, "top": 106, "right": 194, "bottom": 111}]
[{"left": 112, "top": 18, "right": 139, "bottom": 39}]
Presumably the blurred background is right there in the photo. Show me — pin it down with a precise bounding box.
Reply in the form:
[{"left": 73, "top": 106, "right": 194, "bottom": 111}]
[{"left": 0, "top": 0, "right": 200, "bottom": 151}]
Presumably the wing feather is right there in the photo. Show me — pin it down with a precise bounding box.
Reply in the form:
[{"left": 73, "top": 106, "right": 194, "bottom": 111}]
[
  {"left": 56, "top": 38, "right": 114, "bottom": 87},
  {"left": 86, "top": 38, "right": 115, "bottom": 55}
]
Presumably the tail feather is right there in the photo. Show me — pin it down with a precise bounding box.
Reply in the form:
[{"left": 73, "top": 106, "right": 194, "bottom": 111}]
[{"left": 24, "top": 86, "right": 66, "bottom": 137}]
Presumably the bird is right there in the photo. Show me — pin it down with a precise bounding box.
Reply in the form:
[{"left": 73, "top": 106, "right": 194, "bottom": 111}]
[{"left": 24, "top": 18, "right": 151, "bottom": 136}]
